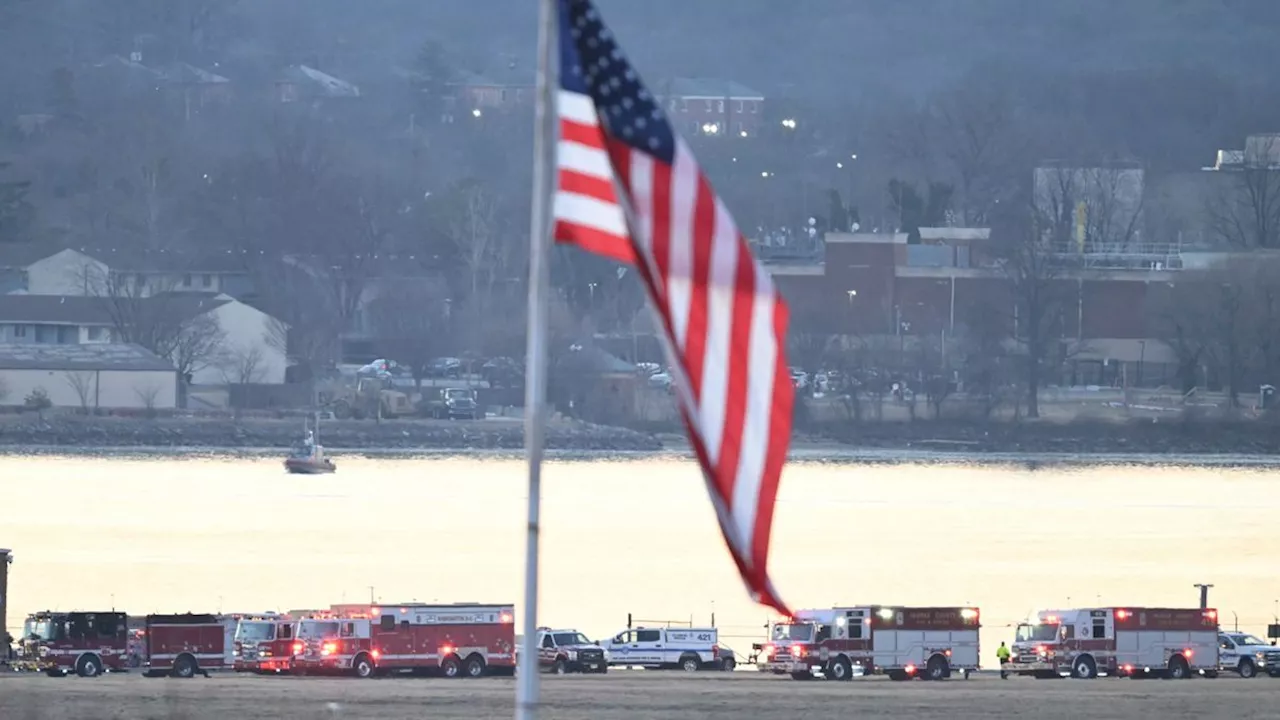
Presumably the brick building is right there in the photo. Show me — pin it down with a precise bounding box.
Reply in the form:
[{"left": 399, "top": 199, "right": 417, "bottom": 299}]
[{"left": 770, "top": 229, "right": 1192, "bottom": 387}]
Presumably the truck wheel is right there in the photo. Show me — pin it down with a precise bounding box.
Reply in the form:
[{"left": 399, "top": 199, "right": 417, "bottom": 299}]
[
  {"left": 441, "top": 656, "right": 461, "bottom": 678},
  {"left": 553, "top": 658, "right": 568, "bottom": 675},
  {"left": 680, "top": 654, "right": 701, "bottom": 672},
  {"left": 826, "top": 657, "right": 852, "bottom": 681},
  {"left": 353, "top": 653, "right": 375, "bottom": 679},
  {"left": 171, "top": 654, "right": 198, "bottom": 679},
  {"left": 464, "top": 655, "right": 486, "bottom": 678},
  {"left": 1239, "top": 659, "right": 1257, "bottom": 678},
  {"left": 76, "top": 654, "right": 103, "bottom": 678},
  {"left": 925, "top": 654, "right": 950, "bottom": 681},
  {"left": 1166, "top": 655, "right": 1190, "bottom": 680},
  {"left": 720, "top": 657, "right": 736, "bottom": 672},
  {"left": 1072, "top": 655, "right": 1097, "bottom": 680},
  {"left": 790, "top": 671, "right": 812, "bottom": 681}
]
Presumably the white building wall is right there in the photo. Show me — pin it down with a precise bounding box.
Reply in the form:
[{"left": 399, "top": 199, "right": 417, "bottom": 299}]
[
  {"left": 0, "top": 368, "right": 177, "bottom": 409},
  {"left": 192, "top": 300, "right": 287, "bottom": 385},
  {"left": 25, "top": 250, "right": 107, "bottom": 296}
]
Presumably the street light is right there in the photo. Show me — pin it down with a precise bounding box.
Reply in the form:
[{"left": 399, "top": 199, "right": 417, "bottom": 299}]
[
  {"left": 760, "top": 171, "right": 772, "bottom": 178},
  {"left": 846, "top": 289, "right": 857, "bottom": 304},
  {"left": 780, "top": 118, "right": 797, "bottom": 130},
  {"left": 471, "top": 108, "right": 482, "bottom": 118},
  {"left": 739, "top": 130, "right": 748, "bottom": 138},
  {"left": 701, "top": 122, "right": 720, "bottom": 135}
]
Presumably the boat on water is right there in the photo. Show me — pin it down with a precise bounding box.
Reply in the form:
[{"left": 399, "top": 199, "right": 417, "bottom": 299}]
[{"left": 284, "top": 422, "right": 336, "bottom": 475}]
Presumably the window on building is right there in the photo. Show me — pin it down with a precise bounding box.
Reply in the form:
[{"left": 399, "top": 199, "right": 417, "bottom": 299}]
[
  {"left": 735, "top": 100, "right": 744, "bottom": 113},
  {"left": 717, "top": 99, "right": 724, "bottom": 113},
  {"left": 13, "top": 324, "right": 26, "bottom": 338},
  {"left": 87, "top": 327, "right": 106, "bottom": 341},
  {"left": 201, "top": 274, "right": 213, "bottom": 288},
  {"left": 748, "top": 100, "right": 758, "bottom": 114},
  {"left": 704, "top": 99, "right": 713, "bottom": 112},
  {"left": 34, "top": 325, "right": 56, "bottom": 343},
  {"left": 182, "top": 273, "right": 193, "bottom": 287}
]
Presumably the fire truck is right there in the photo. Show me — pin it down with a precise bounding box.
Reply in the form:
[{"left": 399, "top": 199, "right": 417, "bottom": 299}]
[
  {"left": 281, "top": 603, "right": 516, "bottom": 678},
  {"left": 1006, "top": 607, "right": 1220, "bottom": 679},
  {"left": 232, "top": 612, "right": 295, "bottom": 673},
  {"left": 13, "top": 610, "right": 130, "bottom": 677},
  {"left": 758, "top": 606, "right": 981, "bottom": 681},
  {"left": 141, "top": 613, "right": 238, "bottom": 678}
]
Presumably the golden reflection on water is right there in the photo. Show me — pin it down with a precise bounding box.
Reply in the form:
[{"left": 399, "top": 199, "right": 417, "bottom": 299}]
[{"left": 5, "top": 455, "right": 1279, "bottom": 656}]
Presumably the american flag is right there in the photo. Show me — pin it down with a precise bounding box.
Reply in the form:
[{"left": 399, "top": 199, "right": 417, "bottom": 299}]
[{"left": 551, "top": 0, "right": 794, "bottom": 615}]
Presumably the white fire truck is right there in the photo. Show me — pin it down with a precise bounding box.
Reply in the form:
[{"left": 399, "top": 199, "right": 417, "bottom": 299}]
[
  {"left": 758, "top": 606, "right": 981, "bottom": 681},
  {"left": 1006, "top": 607, "right": 1219, "bottom": 679},
  {"left": 284, "top": 603, "right": 515, "bottom": 678}
]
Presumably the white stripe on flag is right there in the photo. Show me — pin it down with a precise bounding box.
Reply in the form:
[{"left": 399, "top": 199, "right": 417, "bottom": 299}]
[
  {"left": 557, "top": 90, "right": 599, "bottom": 126},
  {"left": 666, "top": 142, "right": 699, "bottom": 350},
  {"left": 698, "top": 196, "right": 739, "bottom": 466},
  {"left": 553, "top": 192, "right": 629, "bottom": 236}
]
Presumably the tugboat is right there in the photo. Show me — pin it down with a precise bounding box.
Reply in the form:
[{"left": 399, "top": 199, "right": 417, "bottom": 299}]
[{"left": 284, "top": 417, "right": 336, "bottom": 474}]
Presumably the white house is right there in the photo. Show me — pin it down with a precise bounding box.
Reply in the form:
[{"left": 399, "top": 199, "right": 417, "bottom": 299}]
[
  {"left": 0, "top": 343, "right": 178, "bottom": 410},
  {"left": 0, "top": 247, "right": 106, "bottom": 296},
  {"left": 0, "top": 292, "right": 288, "bottom": 385}
]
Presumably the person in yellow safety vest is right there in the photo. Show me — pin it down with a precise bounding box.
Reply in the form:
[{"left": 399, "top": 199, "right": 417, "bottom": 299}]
[{"left": 997, "top": 642, "right": 1011, "bottom": 679}]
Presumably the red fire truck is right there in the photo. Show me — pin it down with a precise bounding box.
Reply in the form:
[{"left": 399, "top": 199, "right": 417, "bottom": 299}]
[
  {"left": 284, "top": 602, "right": 516, "bottom": 678},
  {"left": 141, "top": 613, "right": 238, "bottom": 678},
  {"left": 758, "top": 606, "right": 981, "bottom": 681},
  {"left": 13, "top": 610, "right": 130, "bottom": 677},
  {"left": 232, "top": 612, "right": 295, "bottom": 673},
  {"left": 1006, "top": 607, "right": 1219, "bottom": 679}
]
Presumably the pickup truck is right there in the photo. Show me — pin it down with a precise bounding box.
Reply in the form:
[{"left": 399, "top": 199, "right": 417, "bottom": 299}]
[
  {"left": 1219, "top": 631, "right": 1280, "bottom": 678},
  {"left": 525, "top": 628, "right": 608, "bottom": 674}
]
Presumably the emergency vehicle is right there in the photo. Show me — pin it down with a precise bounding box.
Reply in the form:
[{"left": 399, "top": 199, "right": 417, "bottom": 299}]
[
  {"left": 758, "top": 606, "right": 981, "bottom": 681},
  {"left": 232, "top": 613, "right": 295, "bottom": 673},
  {"left": 13, "top": 610, "right": 130, "bottom": 677},
  {"left": 141, "top": 613, "right": 238, "bottom": 678},
  {"left": 1006, "top": 607, "right": 1219, "bottom": 679},
  {"left": 281, "top": 603, "right": 515, "bottom": 678},
  {"left": 528, "top": 627, "right": 608, "bottom": 673},
  {"left": 1219, "top": 630, "right": 1280, "bottom": 678},
  {"left": 601, "top": 626, "right": 736, "bottom": 671}
]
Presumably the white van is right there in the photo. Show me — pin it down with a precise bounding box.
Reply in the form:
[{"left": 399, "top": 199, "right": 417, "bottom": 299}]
[{"left": 601, "top": 627, "right": 736, "bottom": 671}]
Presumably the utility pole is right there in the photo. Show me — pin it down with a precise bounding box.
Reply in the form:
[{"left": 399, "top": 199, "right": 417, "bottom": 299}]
[{"left": 1193, "top": 583, "right": 1214, "bottom": 610}]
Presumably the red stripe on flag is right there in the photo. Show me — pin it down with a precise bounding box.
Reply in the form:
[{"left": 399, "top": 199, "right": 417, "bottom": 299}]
[
  {"left": 557, "top": 169, "right": 616, "bottom": 203},
  {"left": 682, "top": 175, "right": 716, "bottom": 401},
  {"left": 712, "top": 236, "right": 756, "bottom": 505},
  {"left": 553, "top": 219, "right": 634, "bottom": 264},
  {"left": 559, "top": 118, "right": 604, "bottom": 147},
  {"left": 753, "top": 299, "right": 794, "bottom": 577}
]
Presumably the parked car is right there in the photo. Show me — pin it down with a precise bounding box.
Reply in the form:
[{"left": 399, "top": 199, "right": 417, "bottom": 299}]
[
  {"left": 482, "top": 357, "right": 524, "bottom": 388},
  {"left": 427, "top": 357, "right": 463, "bottom": 378}
]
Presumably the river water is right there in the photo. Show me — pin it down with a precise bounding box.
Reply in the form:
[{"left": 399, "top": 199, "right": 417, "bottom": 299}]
[{"left": 4, "top": 454, "right": 1279, "bottom": 659}]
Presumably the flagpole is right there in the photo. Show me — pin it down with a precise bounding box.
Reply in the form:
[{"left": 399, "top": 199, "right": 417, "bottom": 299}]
[{"left": 517, "top": 0, "right": 557, "bottom": 718}]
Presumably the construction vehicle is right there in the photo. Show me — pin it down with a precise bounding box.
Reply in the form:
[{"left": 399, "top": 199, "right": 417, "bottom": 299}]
[
  {"left": 423, "top": 387, "right": 483, "bottom": 420},
  {"left": 318, "top": 375, "right": 417, "bottom": 420}
]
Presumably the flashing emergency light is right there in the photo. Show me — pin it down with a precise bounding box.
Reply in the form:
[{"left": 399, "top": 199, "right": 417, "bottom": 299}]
[
  {"left": 1116, "top": 609, "right": 1130, "bottom": 620},
  {"left": 440, "top": 644, "right": 455, "bottom": 656},
  {"left": 877, "top": 609, "right": 895, "bottom": 620},
  {"left": 291, "top": 642, "right": 303, "bottom": 655},
  {"left": 790, "top": 644, "right": 804, "bottom": 658}
]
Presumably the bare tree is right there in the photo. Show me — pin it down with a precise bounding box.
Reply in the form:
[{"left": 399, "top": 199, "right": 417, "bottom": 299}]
[
  {"left": 994, "top": 195, "right": 1077, "bottom": 418},
  {"left": 64, "top": 371, "right": 95, "bottom": 414},
  {"left": 220, "top": 345, "right": 265, "bottom": 385},
  {"left": 134, "top": 382, "right": 163, "bottom": 417},
  {"left": 1207, "top": 135, "right": 1280, "bottom": 249},
  {"left": 80, "top": 265, "right": 226, "bottom": 385},
  {"left": 1034, "top": 163, "right": 1145, "bottom": 253},
  {"left": 366, "top": 279, "right": 450, "bottom": 389}
]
